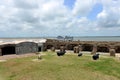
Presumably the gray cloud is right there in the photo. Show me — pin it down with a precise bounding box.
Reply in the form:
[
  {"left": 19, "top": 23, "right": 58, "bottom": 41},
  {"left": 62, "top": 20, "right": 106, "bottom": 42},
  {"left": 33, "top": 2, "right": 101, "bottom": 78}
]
[
  {"left": 72, "top": 0, "right": 96, "bottom": 16},
  {"left": 14, "top": 10, "right": 39, "bottom": 23},
  {"left": 13, "top": 0, "right": 38, "bottom": 9}
]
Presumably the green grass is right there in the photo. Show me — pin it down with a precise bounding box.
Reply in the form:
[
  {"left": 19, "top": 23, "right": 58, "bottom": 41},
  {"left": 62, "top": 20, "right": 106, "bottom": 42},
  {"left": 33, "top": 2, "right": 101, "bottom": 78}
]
[{"left": 0, "top": 52, "right": 120, "bottom": 80}]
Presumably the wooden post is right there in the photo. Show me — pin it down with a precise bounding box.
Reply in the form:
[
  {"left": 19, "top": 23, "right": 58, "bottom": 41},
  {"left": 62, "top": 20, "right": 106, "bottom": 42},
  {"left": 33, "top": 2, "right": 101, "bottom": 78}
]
[
  {"left": 109, "top": 49, "right": 116, "bottom": 57},
  {"left": 91, "top": 45, "right": 97, "bottom": 55},
  {"left": 74, "top": 46, "right": 79, "bottom": 53},
  {"left": 38, "top": 53, "right": 42, "bottom": 60},
  {"left": 78, "top": 45, "right": 82, "bottom": 52},
  {"left": 51, "top": 47, "right": 55, "bottom": 52},
  {"left": 60, "top": 46, "right": 65, "bottom": 52},
  {"left": 73, "top": 47, "right": 76, "bottom": 53},
  {"left": 0, "top": 48, "right": 2, "bottom": 56}
]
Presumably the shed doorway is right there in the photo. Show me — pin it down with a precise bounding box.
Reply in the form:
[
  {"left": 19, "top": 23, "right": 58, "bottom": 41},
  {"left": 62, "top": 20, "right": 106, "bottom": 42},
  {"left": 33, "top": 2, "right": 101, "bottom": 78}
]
[
  {"left": 38, "top": 47, "right": 42, "bottom": 52},
  {"left": 1, "top": 46, "right": 15, "bottom": 55}
]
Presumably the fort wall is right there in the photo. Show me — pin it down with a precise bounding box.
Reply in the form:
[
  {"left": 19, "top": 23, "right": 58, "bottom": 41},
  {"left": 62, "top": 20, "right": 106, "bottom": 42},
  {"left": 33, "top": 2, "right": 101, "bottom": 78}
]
[{"left": 45, "top": 39, "right": 120, "bottom": 54}]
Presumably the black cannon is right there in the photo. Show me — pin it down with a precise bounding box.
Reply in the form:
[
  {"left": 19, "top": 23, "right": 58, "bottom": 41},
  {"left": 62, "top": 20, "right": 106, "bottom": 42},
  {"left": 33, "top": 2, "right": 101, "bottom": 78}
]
[
  {"left": 92, "top": 53, "right": 100, "bottom": 60},
  {"left": 78, "top": 52, "right": 82, "bottom": 57},
  {"left": 57, "top": 51, "right": 66, "bottom": 56}
]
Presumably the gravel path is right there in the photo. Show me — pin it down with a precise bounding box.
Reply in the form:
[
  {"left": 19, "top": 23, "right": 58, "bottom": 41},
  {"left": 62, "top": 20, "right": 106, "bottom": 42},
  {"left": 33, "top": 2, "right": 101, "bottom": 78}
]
[{"left": 0, "top": 53, "right": 36, "bottom": 60}]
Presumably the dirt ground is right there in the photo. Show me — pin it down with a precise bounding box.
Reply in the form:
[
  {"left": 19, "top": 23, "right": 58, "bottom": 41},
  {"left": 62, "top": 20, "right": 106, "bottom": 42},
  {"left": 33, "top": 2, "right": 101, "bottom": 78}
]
[{"left": 0, "top": 53, "right": 36, "bottom": 60}]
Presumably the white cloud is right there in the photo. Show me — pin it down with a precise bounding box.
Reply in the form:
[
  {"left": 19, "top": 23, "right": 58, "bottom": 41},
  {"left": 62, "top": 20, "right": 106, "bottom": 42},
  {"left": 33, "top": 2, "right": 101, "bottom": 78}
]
[
  {"left": 0, "top": 0, "right": 120, "bottom": 37},
  {"left": 97, "top": 0, "right": 120, "bottom": 28},
  {"left": 72, "top": 0, "right": 96, "bottom": 16}
]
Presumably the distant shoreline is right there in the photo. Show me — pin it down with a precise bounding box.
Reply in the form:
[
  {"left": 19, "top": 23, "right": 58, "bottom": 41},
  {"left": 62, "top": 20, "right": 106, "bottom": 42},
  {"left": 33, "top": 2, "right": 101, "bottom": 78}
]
[
  {"left": 0, "top": 36, "right": 120, "bottom": 39},
  {"left": 0, "top": 36, "right": 120, "bottom": 42}
]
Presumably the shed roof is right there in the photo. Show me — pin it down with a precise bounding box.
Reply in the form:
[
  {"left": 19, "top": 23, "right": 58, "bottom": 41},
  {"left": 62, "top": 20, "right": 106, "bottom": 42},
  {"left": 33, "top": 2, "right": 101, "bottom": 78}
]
[{"left": 0, "top": 39, "right": 46, "bottom": 46}]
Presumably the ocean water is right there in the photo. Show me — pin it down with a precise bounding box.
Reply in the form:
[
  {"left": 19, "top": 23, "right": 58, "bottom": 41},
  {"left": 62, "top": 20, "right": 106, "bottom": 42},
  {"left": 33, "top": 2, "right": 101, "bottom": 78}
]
[
  {"left": 74, "top": 36, "right": 120, "bottom": 41},
  {"left": 45, "top": 36, "right": 120, "bottom": 41},
  {"left": 49, "top": 36, "right": 120, "bottom": 41},
  {"left": 0, "top": 36, "right": 120, "bottom": 42}
]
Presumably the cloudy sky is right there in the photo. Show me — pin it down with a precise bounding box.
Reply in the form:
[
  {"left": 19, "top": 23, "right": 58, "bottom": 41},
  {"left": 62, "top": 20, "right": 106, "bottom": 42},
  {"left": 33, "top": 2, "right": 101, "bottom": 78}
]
[{"left": 0, "top": 0, "right": 120, "bottom": 37}]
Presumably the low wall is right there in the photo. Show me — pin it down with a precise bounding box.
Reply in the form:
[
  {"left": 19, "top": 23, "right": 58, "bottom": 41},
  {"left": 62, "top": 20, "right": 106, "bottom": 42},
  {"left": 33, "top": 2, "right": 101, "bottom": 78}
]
[{"left": 45, "top": 39, "right": 120, "bottom": 53}]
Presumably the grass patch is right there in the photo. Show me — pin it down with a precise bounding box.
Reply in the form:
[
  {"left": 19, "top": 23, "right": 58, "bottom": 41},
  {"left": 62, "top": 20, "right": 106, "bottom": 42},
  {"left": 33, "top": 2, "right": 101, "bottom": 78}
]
[
  {"left": 0, "top": 52, "right": 120, "bottom": 80},
  {"left": 85, "top": 57, "right": 120, "bottom": 78}
]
